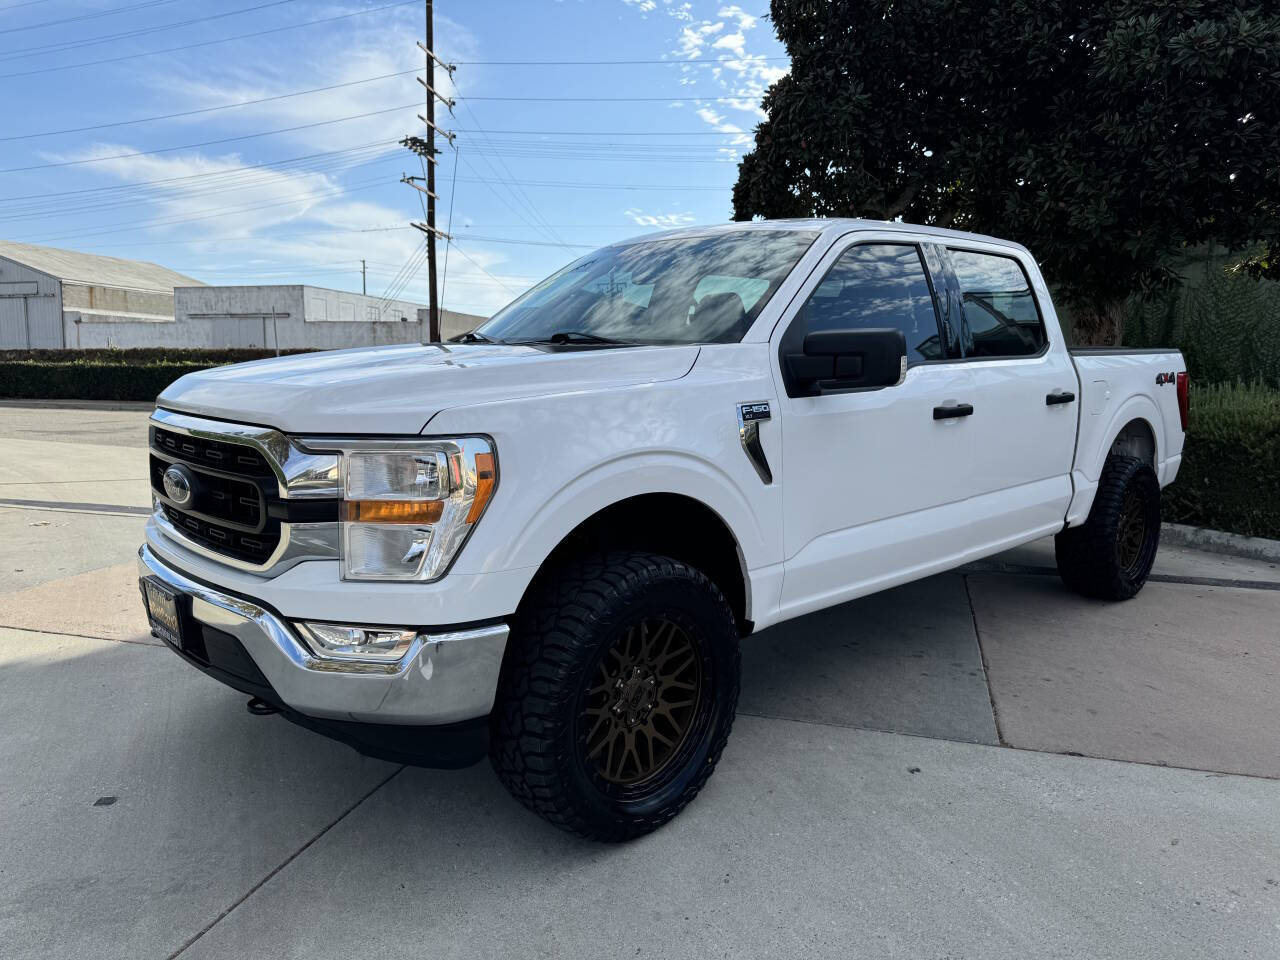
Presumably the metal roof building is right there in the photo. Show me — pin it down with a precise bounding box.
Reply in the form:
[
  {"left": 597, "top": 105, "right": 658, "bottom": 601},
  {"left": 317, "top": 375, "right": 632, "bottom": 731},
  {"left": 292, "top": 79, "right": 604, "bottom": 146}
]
[{"left": 0, "top": 241, "right": 204, "bottom": 349}]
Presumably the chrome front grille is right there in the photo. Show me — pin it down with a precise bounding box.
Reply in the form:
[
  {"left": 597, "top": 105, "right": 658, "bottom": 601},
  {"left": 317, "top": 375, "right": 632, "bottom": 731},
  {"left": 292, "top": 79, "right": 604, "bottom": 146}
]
[
  {"left": 147, "top": 410, "right": 341, "bottom": 573},
  {"left": 152, "top": 425, "right": 274, "bottom": 477}
]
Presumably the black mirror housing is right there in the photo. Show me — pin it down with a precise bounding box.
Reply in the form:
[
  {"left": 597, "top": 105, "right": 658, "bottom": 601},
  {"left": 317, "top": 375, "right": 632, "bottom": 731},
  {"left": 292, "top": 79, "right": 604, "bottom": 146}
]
[{"left": 785, "top": 328, "right": 907, "bottom": 395}]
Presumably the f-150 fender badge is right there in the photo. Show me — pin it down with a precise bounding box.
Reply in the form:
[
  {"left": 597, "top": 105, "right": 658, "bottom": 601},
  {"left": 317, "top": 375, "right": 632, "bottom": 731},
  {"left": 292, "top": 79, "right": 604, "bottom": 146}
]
[{"left": 736, "top": 401, "right": 773, "bottom": 484}]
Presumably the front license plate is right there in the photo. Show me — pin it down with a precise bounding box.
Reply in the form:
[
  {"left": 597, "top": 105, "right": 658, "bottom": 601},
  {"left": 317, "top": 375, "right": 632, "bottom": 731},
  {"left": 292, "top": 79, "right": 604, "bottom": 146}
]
[{"left": 142, "top": 578, "right": 182, "bottom": 647}]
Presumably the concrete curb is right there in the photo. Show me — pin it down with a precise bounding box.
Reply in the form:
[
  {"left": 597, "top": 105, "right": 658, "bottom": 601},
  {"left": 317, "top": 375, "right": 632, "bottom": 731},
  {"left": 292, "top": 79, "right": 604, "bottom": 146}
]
[
  {"left": 0, "top": 398, "right": 154, "bottom": 412},
  {"left": 1162, "top": 523, "right": 1280, "bottom": 564}
]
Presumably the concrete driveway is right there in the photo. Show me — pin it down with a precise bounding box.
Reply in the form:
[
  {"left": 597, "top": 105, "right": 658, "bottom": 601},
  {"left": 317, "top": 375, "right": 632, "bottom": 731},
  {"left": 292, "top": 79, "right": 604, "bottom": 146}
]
[{"left": 1, "top": 404, "right": 1278, "bottom": 959}]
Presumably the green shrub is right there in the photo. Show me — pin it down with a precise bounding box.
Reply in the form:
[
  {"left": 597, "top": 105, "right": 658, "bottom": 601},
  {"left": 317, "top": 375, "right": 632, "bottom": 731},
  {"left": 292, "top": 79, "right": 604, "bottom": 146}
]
[
  {"left": 1125, "top": 265, "right": 1280, "bottom": 388},
  {"left": 0, "top": 360, "right": 213, "bottom": 402},
  {"left": 0, "top": 348, "right": 316, "bottom": 402},
  {"left": 0, "top": 347, "right": 308, "bottom": 365},
  {"left": 1163, "top": 382, "right": 1280, "bottom": 539}
]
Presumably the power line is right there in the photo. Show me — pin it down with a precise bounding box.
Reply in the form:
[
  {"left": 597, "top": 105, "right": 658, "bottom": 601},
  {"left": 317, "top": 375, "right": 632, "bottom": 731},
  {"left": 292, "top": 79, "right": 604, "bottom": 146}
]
[
  {"left": 0, "top": 70, "right": 418, "bottom": 142},
  {"left": 453, "top": 56, "right": 787, "bottom": 66},
  {"left": 454, "top": 95, "right": 765, "bottom": 102},
  {"left": 0, "top": 0, "right": 59, "bottom": 11},
  {"left": 0, "top": 141, "right": 397, "bottom": 203},
  {"left": 0, "top": 0, "right": 300, "bottom": 63},
  {"left": 449, "top": 243, "right": 520, "bottom": 298},
  {"left": 19, "top": 177, "right": 391, "bottom": 244},
  {"left": 0, "top": 104, "right": 418, "bottom": 173},
  {"left": 0, "top": 0, "right": 185, "bottom": 35},
  {"left": 448, "top": 176, "right": 727, "bottom": 191},
  {"left": 454, "top": 101, "right": 576, "bottom": 254},
  {"left": 0, "top": 152, "right": 399, "bottom": 224},
  {"left": 0, "top": 0, "right": 420, "bottom": 80},
  {"left": 453, "top": 128, "right": 751, "bottom": 136}
]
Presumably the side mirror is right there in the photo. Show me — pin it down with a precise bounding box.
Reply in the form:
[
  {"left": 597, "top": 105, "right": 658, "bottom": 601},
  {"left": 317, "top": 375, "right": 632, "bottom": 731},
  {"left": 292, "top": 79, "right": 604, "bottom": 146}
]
[{"left": 785, "top": 328, "right": 907, "bottom": 396}]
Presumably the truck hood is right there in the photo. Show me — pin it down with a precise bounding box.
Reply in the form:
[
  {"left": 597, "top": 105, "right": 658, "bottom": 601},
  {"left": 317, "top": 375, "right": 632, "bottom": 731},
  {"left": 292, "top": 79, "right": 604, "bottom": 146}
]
[{"left": 157, "top": 342, "right": 701, "bottom": 435}]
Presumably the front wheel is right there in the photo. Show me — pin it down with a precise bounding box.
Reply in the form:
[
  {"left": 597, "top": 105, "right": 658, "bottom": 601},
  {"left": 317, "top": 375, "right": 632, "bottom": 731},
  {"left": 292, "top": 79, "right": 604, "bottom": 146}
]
[
  {"left": 489, "top": 551, "right": 740, "bottom": 841},
  {"left": 1055, "top": 454, "right": 1162, "bottom": 600}
]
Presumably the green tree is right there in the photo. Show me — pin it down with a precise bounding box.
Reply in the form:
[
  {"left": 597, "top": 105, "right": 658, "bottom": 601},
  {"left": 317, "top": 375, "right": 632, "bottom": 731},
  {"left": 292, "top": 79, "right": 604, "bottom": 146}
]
[{"left": 732, "top": 0, "right": 1280, "bottom": 342}]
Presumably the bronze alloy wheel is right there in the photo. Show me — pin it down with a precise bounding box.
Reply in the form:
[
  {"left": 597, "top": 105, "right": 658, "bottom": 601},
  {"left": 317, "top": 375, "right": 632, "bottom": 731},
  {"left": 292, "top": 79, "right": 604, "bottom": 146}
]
[
  {"left": 580, "top": 617, "right": 702, "bottom": 785},
  {"left": 1116, "top": 487, "right": 1148, "bottom": 577}
]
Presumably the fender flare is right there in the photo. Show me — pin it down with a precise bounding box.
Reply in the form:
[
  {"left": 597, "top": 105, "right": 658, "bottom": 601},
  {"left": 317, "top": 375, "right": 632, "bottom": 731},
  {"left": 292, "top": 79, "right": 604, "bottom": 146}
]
[{"left": 1068, "top": 394, "right": 1163, "bottom": 525}]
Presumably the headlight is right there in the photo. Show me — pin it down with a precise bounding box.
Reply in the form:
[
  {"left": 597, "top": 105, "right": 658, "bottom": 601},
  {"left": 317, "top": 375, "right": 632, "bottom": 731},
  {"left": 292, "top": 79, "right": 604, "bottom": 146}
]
[{"left": 337, "top": 437, "right": 496, "bottom": 581}]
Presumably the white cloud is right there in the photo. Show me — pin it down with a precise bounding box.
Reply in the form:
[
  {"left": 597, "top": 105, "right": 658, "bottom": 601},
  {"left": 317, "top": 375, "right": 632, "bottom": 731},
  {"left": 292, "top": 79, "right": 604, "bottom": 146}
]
[
  {"left": 711, "top": 31, "right": 747, "bottom": 58},
  {"left": 716, "top": 5, "right": 757, "bottom": 31},
  {"left": 625, "top": 208, "right": 696, "bottom": 227},
  {"left": 162, "top": 8, "right": 473, "bottom": 153},
  {"left": 667, "top": 4, "right": 790, "bottom": 145},
  {"left": 676, "top": 20, "right": 725, "bottom": 58},
  {"left": 623, "top": 0, "right": 657, "bottom": 11}
]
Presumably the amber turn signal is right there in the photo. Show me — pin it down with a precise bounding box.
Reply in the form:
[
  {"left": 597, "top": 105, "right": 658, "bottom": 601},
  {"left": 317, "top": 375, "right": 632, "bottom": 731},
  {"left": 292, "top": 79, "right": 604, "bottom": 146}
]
[
  {"left": 342, "top": 499, "right": 445, "bottom": 524},
  {"left": 466, "top": 452, "right": 497, "bottom": 523}
]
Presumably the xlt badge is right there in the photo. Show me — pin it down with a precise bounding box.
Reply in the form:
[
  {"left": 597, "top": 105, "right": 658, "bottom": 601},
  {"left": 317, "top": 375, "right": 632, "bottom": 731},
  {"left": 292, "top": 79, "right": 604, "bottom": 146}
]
[{"left": 736, "top": 402, "right": 773, "bottom": 484}]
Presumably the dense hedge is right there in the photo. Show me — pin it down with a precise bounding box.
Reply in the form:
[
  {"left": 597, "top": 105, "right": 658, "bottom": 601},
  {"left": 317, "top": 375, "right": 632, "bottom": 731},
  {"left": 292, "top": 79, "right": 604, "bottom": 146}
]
[
  {"left": 1124, "top": 264, "right": 1280, "bottom": 388},
  {"left": 0, "top": 347, "right": 307, "bottom": 364},
  {"left": 0, "top": 360, "right": 212, "bottom": 401},
  {"left": 0, "top": 348, "right": 314, "bottom": 402},
  {"left": 1163, "top": 382, "right": 1280, "bottom": 539}
]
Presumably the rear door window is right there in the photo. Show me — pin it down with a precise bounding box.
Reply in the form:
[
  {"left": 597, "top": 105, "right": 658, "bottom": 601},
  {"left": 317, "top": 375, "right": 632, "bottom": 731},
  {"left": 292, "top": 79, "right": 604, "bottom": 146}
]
[{"left": 949, "top": 250, "right": 1046, "bottom": 358}]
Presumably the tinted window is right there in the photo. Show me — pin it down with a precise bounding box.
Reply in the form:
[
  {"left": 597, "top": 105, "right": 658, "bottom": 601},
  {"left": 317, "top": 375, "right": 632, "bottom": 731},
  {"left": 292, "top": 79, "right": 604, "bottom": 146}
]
[
  {"left": 791, "top": 243, "right": 942, "bottom": 363},
  {"left": 950, "top": 250, "right": 1046, "bottom": 358},
  {"left": 477, "top": 231, "right": 816, "bottom": 345}
]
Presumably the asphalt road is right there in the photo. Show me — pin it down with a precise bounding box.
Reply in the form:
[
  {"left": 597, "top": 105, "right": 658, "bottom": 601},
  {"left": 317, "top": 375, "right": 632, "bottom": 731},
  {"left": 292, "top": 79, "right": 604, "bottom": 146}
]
[{"left": 1, "top": 404, "right": 1278, "bottom": 959}]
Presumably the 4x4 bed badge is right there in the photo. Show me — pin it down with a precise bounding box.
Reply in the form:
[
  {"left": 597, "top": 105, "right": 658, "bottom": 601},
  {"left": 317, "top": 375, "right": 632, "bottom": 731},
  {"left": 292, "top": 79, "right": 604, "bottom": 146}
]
[{"left": 736, "top": 402, "right": 773, "bottom": 485}]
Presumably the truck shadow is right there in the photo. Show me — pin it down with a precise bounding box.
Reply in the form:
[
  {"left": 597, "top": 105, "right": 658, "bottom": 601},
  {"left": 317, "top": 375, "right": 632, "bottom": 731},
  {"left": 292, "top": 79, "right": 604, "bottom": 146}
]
[{"left": 739, "top": 572, "right": 1000, "bottom": 745}]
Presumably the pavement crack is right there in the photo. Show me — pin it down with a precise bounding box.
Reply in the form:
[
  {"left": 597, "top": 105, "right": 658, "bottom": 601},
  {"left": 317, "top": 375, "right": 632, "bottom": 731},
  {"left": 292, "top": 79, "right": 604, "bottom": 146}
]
[
  {"left": 165, "top": 764, "right": 406, "bottom": 960},
  {"left": 0, "top": 497, "right": 151, "bottom": 516},
  {"left": 963, "top": 573, "right": 1007, "bottom": 747},
  {"left": 962, "top": 560, "right": 1280, "bottom": 592},
  {"left": 0, "top": 624, "right": 163, "bottom": 647}
]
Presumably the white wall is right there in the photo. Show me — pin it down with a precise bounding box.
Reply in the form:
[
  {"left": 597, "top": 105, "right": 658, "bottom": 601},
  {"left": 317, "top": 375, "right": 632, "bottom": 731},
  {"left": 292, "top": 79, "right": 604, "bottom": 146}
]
[{"left": 0, "top": 257, "right": 63, "bottom": 348}]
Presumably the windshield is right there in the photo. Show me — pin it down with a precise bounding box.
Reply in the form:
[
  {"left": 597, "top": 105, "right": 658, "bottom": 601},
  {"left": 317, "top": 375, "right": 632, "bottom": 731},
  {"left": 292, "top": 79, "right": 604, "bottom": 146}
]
[{"left": 476, "top": 231, "right": 817, "bottom": 345}]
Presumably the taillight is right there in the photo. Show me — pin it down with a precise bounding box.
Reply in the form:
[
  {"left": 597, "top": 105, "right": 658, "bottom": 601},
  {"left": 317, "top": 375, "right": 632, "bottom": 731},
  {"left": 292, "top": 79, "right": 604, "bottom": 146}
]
[{"left": 1176, "top": 371, "right": 1189, "bottom": 432}]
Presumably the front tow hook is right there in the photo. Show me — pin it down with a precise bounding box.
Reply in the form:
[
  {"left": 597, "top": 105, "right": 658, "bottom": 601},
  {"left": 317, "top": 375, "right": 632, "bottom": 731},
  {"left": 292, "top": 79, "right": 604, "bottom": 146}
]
[{"left": 246, "top": 697, "right": 279, "bottom": 716}]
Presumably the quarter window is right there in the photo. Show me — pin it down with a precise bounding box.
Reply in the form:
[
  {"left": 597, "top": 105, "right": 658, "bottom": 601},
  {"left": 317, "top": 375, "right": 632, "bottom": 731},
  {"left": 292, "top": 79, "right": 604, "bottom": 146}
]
[
  {"left": 790, "top": 243, "right": 942, "bottom": 364},
  {"left": 949, "top": 250, "right": 1046, "bottom": 357}
]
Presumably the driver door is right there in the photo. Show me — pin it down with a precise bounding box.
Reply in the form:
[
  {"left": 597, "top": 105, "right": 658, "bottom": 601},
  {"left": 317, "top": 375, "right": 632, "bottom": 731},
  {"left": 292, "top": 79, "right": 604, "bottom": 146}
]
[{"left": 771, "top": 234, "right": 980, "bottom": 620}]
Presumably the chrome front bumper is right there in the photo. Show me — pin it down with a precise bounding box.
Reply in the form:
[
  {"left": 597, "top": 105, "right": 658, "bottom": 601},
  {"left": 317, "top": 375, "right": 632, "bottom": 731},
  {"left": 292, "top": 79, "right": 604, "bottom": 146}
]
[{"left": 138, "top": 544, "right": 509, "bottom": 725}]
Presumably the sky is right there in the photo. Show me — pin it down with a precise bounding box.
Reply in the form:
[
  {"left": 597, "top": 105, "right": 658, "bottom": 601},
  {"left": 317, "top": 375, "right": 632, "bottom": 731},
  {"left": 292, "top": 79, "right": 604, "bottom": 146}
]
[{"left": 0, "top": 0, "right": 788, "bottom": 318}]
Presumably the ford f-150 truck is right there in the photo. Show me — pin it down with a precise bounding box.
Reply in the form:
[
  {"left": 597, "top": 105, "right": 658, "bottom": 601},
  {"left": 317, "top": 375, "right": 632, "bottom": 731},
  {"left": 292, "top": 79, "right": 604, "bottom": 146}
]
[{"left": 138, "top": 219, "right": 1188, "bottom": 840}]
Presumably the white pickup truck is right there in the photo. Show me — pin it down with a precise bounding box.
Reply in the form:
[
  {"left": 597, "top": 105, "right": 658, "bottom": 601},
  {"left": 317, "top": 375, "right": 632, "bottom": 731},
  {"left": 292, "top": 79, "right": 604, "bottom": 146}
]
[{"left": 138, "top": 220, "right": 1188, "bottom": 840}]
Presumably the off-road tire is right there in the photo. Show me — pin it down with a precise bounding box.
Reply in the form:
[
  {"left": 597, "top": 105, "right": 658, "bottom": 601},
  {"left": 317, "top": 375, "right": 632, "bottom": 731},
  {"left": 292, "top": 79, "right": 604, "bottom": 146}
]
[
  {"left": 1055, "top": 454, "right": 1161, "bottom": 600},
  {"left": 489, "top": 551, "right": 740, "bottom": 842}
]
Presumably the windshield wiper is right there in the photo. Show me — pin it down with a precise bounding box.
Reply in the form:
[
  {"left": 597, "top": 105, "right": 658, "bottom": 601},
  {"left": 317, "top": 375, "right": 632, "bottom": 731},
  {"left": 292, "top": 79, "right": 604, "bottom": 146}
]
[
  {"left": 537, "top": 331, "right": 630, "bottom": 345},
  {"left": 451, "top": 330, "right": 501, "bottom": 344}
]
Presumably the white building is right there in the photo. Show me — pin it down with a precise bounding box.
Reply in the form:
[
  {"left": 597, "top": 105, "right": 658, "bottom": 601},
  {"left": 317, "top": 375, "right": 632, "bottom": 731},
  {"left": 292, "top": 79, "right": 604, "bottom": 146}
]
[
  {"left": 0, "top": 241, "right": 484, "bottom": 349},
  {"left": 0, "top": 241, "right": 203, "bottom": 349},
  {"left": 173, "top": 285, "right": 481, "bottom": 350}
]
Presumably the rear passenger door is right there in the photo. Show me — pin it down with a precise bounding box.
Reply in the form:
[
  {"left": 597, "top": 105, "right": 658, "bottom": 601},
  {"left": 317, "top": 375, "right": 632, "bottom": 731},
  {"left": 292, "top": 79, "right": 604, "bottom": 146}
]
[
  {"left": 931, "top": 244, "right": 1078, "bottom": 545},
  {"left": 772, "top": 235, "right": 979, "bottom": 619}
]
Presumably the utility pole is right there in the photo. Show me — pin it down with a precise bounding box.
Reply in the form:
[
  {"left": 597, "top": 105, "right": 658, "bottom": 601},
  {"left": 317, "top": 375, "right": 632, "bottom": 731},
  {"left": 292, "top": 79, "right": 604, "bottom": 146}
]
[
  {"left": 400, "top": 0, "right": 454, "bottom": 344},
  {"left": 361, "top": 259, "right": 367, "bottom": 295},
  {"left": 424, "top": 0, "right": 438, "bottom": 343}
]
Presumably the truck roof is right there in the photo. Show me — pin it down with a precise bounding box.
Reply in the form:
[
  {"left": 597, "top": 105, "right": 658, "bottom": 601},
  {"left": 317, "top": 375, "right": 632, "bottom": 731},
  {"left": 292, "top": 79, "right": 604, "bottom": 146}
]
[{"left": 611, "top": 218, "right": 1032, "bottom": 257}]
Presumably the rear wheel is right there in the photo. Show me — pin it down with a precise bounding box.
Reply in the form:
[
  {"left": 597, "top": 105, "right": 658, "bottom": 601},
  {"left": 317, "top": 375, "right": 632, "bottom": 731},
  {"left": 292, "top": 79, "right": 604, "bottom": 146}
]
[
  {"left": 489, "top": 551, "right": 739, "bottom": 841},
  {"left": 1055, "top": 454, "right": 1161, "bottom": 600}
]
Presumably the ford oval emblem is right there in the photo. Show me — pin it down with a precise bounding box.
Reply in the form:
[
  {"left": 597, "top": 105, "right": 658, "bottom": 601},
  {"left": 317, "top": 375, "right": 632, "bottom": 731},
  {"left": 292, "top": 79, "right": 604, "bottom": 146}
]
[{"left": 162, "top": 464, "right": 195, "bottom": 508}]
